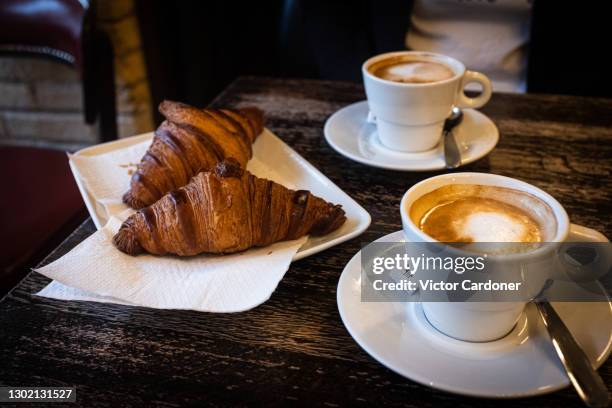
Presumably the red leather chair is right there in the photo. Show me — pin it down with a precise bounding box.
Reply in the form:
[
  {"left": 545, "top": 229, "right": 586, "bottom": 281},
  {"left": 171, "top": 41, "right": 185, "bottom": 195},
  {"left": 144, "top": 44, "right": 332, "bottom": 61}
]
[
  {"left": 0, "top": 146, "right": 87, "bottom": 295},
  {"left": 0, "top": 0, "right": 116, "bottom": 294}
]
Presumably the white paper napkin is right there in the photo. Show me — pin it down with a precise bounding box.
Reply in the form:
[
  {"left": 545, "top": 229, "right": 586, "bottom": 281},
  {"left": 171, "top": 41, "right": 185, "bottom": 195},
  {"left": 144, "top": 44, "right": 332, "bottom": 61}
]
[
  {"left": 69, "top": 139, "right": 151, "bottom": 226},
  {"left": 35, "top": 134, "right": 307, "bottom": 312}
]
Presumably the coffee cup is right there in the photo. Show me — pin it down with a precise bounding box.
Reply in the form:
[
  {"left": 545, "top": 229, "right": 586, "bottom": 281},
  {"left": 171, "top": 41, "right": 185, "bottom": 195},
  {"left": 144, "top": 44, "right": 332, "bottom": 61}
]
[
  {"left": 362, "top": 51, "right": 492, "bottom": 152},
  {"left": 400, "top": 173, "right": 607, "bottom": 342}
]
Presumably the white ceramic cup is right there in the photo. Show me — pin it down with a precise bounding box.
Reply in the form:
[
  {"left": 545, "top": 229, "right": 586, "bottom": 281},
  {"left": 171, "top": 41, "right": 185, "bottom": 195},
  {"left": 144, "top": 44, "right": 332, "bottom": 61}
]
[
  {"left": 362, "top": 51, "right": 492, "bottom": 152},
  {"left": 400, "top": 173, "right": 606, "bottom": 342}
]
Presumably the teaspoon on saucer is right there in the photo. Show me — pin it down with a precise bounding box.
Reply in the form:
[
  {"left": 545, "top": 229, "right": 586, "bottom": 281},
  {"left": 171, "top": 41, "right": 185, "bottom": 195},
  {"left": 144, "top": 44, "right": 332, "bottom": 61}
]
[
  {"left": 536, "top": 281, "right": 610, "bottom": 408},
  {"left": 443, "top": 107, "right": 464, "bottom": 169}
]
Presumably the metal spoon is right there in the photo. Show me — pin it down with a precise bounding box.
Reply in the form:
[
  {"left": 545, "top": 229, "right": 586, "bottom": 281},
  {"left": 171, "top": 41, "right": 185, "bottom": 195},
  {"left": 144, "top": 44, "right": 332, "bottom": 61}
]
[
  {"left": 536, "top": 280, "right": 610, "bottom": 407},
  {"left": 443, "top": 107, "right": 463, "bottom": 169}
]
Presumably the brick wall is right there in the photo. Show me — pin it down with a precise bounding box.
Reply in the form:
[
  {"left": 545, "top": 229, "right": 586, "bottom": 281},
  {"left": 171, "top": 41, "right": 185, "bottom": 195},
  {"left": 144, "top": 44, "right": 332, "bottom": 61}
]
[{"left": 0, "top": 0, "right": 154, "bottom": 152}]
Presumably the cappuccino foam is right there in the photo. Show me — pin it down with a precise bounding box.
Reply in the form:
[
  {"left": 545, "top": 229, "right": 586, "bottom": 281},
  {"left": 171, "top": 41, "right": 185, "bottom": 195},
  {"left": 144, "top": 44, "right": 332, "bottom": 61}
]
[
  {"left": 409, "top": 184, "right": 556, "bottom": 243},
  {"left": 370, "top": 58, "right": 454, "bottom": 84}
]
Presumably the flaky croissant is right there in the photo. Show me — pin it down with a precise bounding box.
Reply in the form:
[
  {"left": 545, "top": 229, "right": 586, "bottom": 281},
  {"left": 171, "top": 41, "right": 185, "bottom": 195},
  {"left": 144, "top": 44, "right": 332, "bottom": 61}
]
[
  {"left": 123, "top": 100, "right": 264, "bottom": 209},
  {"left": 113, "top": 159, "right": 347, "bottom": 256}
]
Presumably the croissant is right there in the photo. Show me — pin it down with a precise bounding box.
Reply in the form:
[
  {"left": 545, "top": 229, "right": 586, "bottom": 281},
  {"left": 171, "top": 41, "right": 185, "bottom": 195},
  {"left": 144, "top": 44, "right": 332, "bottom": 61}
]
[
  {"left": 123, "top": 100, "right": 264, "bottom": 209},
  {"left": 113, "top": 159, "right": 347, "bottom": 256}
]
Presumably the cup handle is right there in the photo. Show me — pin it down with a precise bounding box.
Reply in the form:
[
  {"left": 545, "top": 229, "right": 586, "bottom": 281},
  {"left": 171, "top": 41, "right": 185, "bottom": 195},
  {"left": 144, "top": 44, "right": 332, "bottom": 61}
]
[
  {"left": 366, "top": 111, "right": 377, "bottom": 124},
  {"left": 456, "top": 70, "right": 493, "bottom": 109},
  {"left": 568, "top": 224, "right": 609, "bottom": 243},
  {"left": 556, "top": 224, "right": 610, "bottom": 284}
]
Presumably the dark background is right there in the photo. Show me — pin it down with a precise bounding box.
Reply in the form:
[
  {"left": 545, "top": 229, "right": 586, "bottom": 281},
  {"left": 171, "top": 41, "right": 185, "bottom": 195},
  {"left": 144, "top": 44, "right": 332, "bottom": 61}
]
[{"left": 136, "top": 0, "right": 612, "bottom": 125}]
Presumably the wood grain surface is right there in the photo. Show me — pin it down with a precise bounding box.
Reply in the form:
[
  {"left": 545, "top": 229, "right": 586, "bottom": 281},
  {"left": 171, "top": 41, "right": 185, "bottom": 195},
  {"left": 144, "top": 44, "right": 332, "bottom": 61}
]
[{"left": 1, "top": 77, "right": 611, "bottom": 407}]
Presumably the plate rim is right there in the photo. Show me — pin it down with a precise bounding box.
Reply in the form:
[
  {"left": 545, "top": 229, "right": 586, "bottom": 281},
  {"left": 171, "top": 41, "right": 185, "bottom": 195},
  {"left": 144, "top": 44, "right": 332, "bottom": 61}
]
[
  {"left": 68, "top": 129, "right": 371, "bottom": 260},
  {"left": 324, "top": 100, "right": 499, "bottom": 171},
  {"left": 336, "top": 229, "right": 612, "bottom": 399}
]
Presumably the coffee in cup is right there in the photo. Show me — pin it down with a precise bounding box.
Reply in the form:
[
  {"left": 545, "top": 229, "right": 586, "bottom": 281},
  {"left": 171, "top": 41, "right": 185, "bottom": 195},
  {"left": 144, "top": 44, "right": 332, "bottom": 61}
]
[
  {"left": 362, "top": 51, "right": 492, "bottom": 152},
  {"left": 409, "top": 184, "right": 557, "bottom": 243},
  {"left": 368, "top": 57, "right": 454, "bottom": 84},
  {"left": 400, "top": 173, "right": 572, "bottom": 341}
]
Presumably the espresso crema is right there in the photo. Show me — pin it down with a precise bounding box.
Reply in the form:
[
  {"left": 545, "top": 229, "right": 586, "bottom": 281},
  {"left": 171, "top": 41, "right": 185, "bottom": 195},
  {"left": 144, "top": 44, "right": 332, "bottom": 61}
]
[
  {"left": 409, "top": 184, "right": 556, "bottom": 243},
  {"left": 369, "top": 57, "right": 454, "bottom": 84}
]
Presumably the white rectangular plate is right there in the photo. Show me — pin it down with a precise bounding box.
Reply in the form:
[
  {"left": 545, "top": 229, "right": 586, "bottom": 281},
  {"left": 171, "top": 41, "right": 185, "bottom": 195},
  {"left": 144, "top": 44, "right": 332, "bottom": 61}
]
[{"left": 69, "top": 129, "right": 371, "bottom": 260}]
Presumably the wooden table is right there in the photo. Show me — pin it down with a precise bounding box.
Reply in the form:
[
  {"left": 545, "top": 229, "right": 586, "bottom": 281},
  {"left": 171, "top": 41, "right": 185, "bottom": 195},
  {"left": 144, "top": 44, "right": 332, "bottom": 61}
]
[{"left": 1, "top": 77, "right": 611, "bottom": 407}]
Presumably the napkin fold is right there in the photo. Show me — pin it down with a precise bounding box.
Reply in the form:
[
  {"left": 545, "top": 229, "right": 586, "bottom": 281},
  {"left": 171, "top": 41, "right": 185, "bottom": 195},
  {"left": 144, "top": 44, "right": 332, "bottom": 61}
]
[{"left": 36, "top": 132, "right": 307, "bottom": 312}]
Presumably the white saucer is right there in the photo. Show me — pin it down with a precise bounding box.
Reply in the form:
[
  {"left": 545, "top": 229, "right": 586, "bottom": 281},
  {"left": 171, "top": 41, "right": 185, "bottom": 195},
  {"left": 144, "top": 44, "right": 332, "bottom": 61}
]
[
  {"left": 324, "top": 101, "right": 499, "bottom": 171},
  {"left": 337, "top": 230, "right": 612, "bottom": 398}
]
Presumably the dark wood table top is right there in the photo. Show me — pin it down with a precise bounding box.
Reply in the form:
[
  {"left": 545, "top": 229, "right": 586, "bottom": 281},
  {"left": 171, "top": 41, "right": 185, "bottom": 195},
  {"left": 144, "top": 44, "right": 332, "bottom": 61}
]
[{"left": 1, "top": 77, "right": 611, "bottom": 407}]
